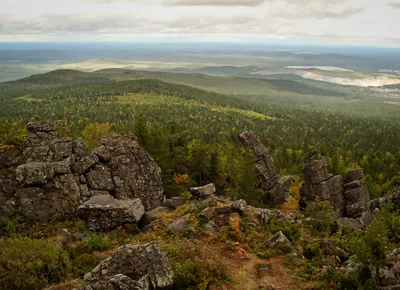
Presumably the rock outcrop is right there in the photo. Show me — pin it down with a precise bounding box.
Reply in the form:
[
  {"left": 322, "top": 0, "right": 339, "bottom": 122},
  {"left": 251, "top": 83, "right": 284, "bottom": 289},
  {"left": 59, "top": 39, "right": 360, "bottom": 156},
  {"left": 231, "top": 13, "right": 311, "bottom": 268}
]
[
  {"left": 343, "top": 168, "right": 370, "bottom": 218},
  {"left": 83, "top": 243, "right": 173, "bottom": 289},
  {"left": 0, "top": 121, "right": 164, "bottom": 227},
  {"left": 238, "top": 131, "right": 293, "bottom": 207},
  {"left": 300, "top": 151, "right": 345, "bottom": 217},
  {"left": 190, "top": 183, "right": 216, "bottom": 198}
]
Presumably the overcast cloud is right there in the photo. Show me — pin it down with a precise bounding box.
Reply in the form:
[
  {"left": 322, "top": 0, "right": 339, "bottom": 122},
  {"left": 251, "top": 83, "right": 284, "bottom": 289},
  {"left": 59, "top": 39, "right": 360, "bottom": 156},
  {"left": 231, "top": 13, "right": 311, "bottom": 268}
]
[{"left": 0, "top": 0, "right": 399, "bottom": 46}]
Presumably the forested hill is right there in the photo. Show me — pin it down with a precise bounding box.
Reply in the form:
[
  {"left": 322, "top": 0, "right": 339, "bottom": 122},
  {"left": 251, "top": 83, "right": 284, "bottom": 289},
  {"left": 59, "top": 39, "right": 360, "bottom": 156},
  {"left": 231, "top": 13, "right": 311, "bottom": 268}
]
[{"left": 1, "top": 69, "right": 399, "bottom": 202}]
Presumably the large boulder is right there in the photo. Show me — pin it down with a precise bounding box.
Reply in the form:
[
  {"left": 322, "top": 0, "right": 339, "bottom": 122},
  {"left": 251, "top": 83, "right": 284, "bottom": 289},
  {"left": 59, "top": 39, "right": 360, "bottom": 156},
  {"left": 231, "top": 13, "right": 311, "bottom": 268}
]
[
  {"left": 84, "top": 243, "right": 173, "bottom": 289},
  {"left": 105, "top": 136, "right": 164, "bottom": 211},
  {"left": 78, "top": 194, "right": 145, "bottom": 231},
  {"left": 261, "top": 231, "right": 304, "bottom": 259}
]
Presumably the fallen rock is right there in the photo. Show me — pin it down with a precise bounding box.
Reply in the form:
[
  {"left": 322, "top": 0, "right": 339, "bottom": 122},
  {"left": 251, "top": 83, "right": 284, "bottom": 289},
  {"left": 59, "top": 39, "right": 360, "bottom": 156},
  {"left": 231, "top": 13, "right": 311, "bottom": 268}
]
[
  {"left": 167, "top": 215, "right": 190, "bottom": 234},
  {"left": 262, "top": 231, "right": 304, "bottom": 259},
  {"left": 78, "top": 194, "right": 145, "bottom": 231},
  {"left": 84, "top": 243, "right": 173, "bottom": 289},
  {"left": 190, "top": 183, "right": 216, "bottom": 198}
]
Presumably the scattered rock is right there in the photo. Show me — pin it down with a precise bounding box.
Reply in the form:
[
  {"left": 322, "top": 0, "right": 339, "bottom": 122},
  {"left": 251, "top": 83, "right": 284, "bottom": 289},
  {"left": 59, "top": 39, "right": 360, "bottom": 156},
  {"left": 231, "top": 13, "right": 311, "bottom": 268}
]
[
  {"left": 167, "top": 215, "right": 190, "bottom": 234},
  {"left": 78, "top": 194, "right": 145, "bottom": 231},
  {"left": 190, "top": 183, "right": 216, "bottom": 198}
]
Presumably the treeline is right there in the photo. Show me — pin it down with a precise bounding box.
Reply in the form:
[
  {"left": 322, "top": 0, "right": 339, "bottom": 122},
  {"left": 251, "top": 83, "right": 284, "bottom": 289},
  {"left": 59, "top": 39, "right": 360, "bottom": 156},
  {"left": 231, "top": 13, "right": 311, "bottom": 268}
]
[{"left": 1, "top": 78, "right": 399, "bottom": 202}]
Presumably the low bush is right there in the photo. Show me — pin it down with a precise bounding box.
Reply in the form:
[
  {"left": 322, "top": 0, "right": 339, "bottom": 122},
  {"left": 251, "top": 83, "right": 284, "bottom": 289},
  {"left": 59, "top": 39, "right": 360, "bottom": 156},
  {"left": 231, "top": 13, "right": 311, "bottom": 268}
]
[
  {"left": 0, "top": 237, "right": 72, "bottom": 290},
  {"left": 83, "top": 234, "right": 109, "bottom": 252}
]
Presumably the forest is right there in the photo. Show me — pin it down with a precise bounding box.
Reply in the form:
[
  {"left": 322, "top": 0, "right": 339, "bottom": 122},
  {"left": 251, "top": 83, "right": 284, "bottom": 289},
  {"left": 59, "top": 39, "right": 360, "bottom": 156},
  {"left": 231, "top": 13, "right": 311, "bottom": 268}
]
[{"left": 1, "top": 71, "right": 399, "bottom": 204}]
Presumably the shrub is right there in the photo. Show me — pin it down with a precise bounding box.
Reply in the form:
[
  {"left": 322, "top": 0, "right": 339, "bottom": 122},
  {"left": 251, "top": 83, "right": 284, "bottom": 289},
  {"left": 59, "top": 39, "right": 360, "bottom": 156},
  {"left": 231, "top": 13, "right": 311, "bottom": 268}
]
[
  {"left": 83, "top": 234, "right": 109, "bottom": 252},
  {"left": 267, "top": 217, "right": 301, "bottom": 244},
  {"left": 81, "top": 122, "right": 112, "bottom": 149},
  {"left": 0, "top": 237, "right": 71, "bottom": 290},
  {"left": 305, "top": 198, "right": 336, "bottom": 235}
]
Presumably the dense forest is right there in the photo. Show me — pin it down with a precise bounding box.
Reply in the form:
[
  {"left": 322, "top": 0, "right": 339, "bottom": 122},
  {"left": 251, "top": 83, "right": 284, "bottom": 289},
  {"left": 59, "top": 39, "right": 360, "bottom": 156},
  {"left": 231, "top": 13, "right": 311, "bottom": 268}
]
[{"left": 1, "top": 71, "right": 399, "bottom": 203}]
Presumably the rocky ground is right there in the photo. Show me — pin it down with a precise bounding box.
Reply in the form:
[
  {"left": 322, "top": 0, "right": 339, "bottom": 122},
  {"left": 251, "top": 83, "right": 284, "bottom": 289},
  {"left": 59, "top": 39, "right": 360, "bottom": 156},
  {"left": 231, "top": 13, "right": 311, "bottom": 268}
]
[{"left": 1, "top": 121, "right": 399, "bottom": 290}]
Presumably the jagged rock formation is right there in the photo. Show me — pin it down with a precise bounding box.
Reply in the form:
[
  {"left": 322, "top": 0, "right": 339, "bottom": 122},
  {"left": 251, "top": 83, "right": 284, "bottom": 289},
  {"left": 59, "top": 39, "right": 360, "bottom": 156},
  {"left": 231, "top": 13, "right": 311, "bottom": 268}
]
[
  {"left": 238, "top": 131, "right": 293, "bottom": 207},
  {"left": 0, "top": 121, "right": 164, "bottom": 227},
  {"left": 190, "top": 183, "right": 216, "bottom": 198},
  {"left": 343, "top": 168, "right": 370, "bottom": 218},
  {"left": 300, "top": 151, "right": 345, "bottom": 217},
  {"left": 83, "top": 243, "right": 173, "bottom": 290}
]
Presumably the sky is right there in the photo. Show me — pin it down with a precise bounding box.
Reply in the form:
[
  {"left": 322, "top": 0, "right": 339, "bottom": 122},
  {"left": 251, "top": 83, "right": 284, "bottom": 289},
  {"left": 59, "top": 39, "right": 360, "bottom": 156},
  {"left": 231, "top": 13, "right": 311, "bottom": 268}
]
[{"left": 0, "top": 0, "right": 399, "bottom": 46}]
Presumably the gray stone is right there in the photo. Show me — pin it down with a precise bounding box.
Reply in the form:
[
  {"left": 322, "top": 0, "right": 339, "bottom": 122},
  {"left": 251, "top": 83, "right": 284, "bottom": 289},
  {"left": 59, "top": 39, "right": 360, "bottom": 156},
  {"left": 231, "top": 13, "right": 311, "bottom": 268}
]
[
  {"left": 73, "top": 154, "right": 99, "bottom": 175},
  {"left": 85, "top": 243, "right": 173, "bottom": 289},
  {"left": 238, "top": 131, "right": 278, "bottom": 191},
  {"left": 78, "top": 195, "right": 145, "bottom": 231},
  {"left": 302, "top": 151, "right": 330, "bottom": 185},
  {"left": 268, "top": 175, "right": 294, "bottom": 207},
  {"left": 345, "top": 168, "right": 364, "bottom": 183},
  {"left": 53, "top": 157, "right": 72, "bottom": 175},
  {"left": 262, "top": 231, "right": 304, "bottom": 259},
  {"left": 16, "top": 162, "right": 55, "bottom": 186},
  {"left": 190, "top": 183, "right": 216, "bottom": 198},
  {"left": 81, "top": 274, "right": 146, "bottom": 290},
  {"left": 163, "top": 197, "right": 187, "bottom": 209},
  {"left": 338, "top": 218, "right": 362, "bottom": 230},
  {"left": 106, "top": 136, "right": 163, "bottom": 211},
  {"left": 231, "top": 199, "right": 247, "bottom": 212},
  {"left": 199, "top": 207, "right": 214, "bottom": 220},
  {"left": 167, "top": 215, "right": 190, "bottom": 234},
  {"left": 86, "top": 165, "right": 114, "bottom": 192},
  {"left": 344, "top": 185, "right": 370, "bottom": 218},
  {"left": 359, "top": 211, "right": 375, "bottom": 229}
]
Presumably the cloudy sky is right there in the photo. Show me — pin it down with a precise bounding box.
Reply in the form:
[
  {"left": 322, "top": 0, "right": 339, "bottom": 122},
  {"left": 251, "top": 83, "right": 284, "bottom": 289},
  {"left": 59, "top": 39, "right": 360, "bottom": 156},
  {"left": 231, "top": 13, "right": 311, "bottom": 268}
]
[{"left": 0, "top": 0, "right": 399, "bottom": 46}]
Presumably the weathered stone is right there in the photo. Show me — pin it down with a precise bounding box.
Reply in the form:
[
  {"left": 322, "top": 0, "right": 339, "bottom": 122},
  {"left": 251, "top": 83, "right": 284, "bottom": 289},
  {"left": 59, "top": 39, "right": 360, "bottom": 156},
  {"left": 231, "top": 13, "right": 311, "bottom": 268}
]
[
  {"left": 73, "top": 154, "right": 99, "bottom": 175},
  {"left": 268, "top": 175, "right": 294, "bottom": 207},
  {"left": 262, "top": 231, "right": 304, "bottom": 259},
  {"left": 28, "top": 121, "right": 55, "bottom": 133},
  {"left": 85, "top": 243, "right": 173, "bottom": 289},
  {"left": 231, "top": 199, "right": 247, "bottom": 212},
  {"left": 86, "top": 165, "right": 114, "bottom": 192},
  {"left": 163, "top": 197, "right": 187, "bottom": 209},
  {"left": 200, "top": 207, "right": 214, "bottom": 220},
  {"left": 81, "top": 274, "right": 146, "bottom": 290},
  {"left": 301, "top": 174, "right": 345, "bottom": 217},
  {"left": 145, "top": 206, "right": 173, "bottom": 222},
  {"left": 302, "top": 151, "right": 330, "bottom": 185},
  {"left": 53, "top": 158, "right": 72, "bottom": 175},
  {"left": 106, "top": 136, "right": 163, "bottom": 211},
  {"left": 214, "top": 206, "right": 231, "bottom": 215},
  {"left": 190, "top": 183, "right": 216, "bottom": 198},
  {"left": 204, "top": 220, "right": 217, "bottom": 236},
  {"left": 78, "top": 195, "right": 145, "bottom": 231},
  {"left": 343, "top": 180, "right": 362, "bottom": 190},
  {"left": 16, "top": 162, "right": 55, "bottom": 186},
  {"left": 359, "top": 211, "right": 375, "bottom": 229},
  {"left": 238, "top": 131, "right": 278, "bottom": 190},
  {"left": 320, "top": 240, "right": 349, "bottom": 261},
  {"left": 370, "top": 187, "right": 400, "bottom": 211},
  {"left": 338, "top": 218, "right": 362, "bottom": 230},
  {"left": 167, "top": 215, "right": 190, "bottom": 234},
  {"left": 92, "top": 145, "right": 111, "bottom": 162},
  {"left": 50, "top": 139, "right": 73, "bottom": 161},
  {"left": 345, "top": 168, "right": 364, "bottom": 183},
  {"left": 344, "top": 185, "right": 370, "bottom": 218}
]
